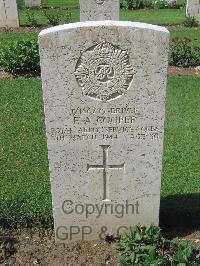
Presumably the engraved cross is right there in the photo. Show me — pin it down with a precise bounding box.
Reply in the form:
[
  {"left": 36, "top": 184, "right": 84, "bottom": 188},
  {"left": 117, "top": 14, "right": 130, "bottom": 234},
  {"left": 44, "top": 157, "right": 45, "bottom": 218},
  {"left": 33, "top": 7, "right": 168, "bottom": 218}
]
[{"left": 87, "top": 145, "right": 125, "bottom": 201}]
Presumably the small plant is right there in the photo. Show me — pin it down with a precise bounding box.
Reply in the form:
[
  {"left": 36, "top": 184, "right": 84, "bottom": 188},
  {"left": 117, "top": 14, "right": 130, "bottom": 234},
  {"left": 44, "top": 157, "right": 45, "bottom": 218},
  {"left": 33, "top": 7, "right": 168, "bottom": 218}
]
[
  {"left": 142, "top": 0, "right": 154, "bottom": 9},
  {"left": 113, "top": 224, "right": 198, "bottom": 265},
  {"left": 125, "top": 0, "right": 135, "bottom": 9},
  {"left": 0, "top": 39, "right": 40, "bottom": 75},
  {"left": 152, "top": 0, "right": 170, "bottom": 9},
  {"left": 183, "top": 16, "right": 199, "bottom": 27},
  {"left": 121, "top": 0, "right": 183, "bottom": 9},
  {"left": 25, "top": 9, "right": 38, "bottom": 27},
  {"left": 121, "top": 0, "right": 177, "bottom": 9},
  {"left": 43, "top": 9, "right": 63, "bottom": 26},
  {"left": 170, "top": 37, "right": 200, "bottom": 67},
  {"left": 65, "top": 9, "right": 72, "bottom": 24},
  {"left": 43, "top": 8, "right": 72, "bottom": 26}
]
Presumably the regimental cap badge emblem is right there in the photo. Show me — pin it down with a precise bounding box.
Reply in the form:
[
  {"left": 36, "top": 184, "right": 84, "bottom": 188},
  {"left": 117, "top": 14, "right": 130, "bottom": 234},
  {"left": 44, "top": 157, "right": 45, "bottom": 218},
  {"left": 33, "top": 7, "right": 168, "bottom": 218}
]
[
  {"left": 95, "top": 0, "right": 105, "bottom": 4},
  {"left": 75, "top": 41, "right": 135, "bottom": 102}
]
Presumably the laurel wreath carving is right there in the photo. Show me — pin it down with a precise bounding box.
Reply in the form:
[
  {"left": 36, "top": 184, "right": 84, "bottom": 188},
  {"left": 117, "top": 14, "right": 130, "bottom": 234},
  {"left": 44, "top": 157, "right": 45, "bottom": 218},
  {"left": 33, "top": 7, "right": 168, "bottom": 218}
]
[{"left": 75, "top": 41, "right": 135, "bottom": 102}]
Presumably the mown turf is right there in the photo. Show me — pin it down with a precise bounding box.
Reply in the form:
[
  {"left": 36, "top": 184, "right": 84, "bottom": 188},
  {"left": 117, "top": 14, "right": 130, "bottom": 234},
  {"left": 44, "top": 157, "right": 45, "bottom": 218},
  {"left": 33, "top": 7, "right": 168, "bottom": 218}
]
[
  {"left": 161, "top": 77, "right": 200, "bottom": 227},
  {"left": 0, "top": 76, "right": 199, "bottom": 228},
  {"left": 0, "top": 78, "right": 52, "bottom": 227},
  {"left": 170, "top": 28, "right": 200, "bottom": 47},
  {"left": 42, "top": 0, "right": 79, "bottom": 7},
  {"left": 0, "top": 32, "right": 38, "bottom": 47},
  {"left": 121, "top": 8, "right": 186, "bottom": 25},
  {"left": 16, "top": 0, "right": 190, "bottom": 27},
  {"left": 19, "top": 8, "right": 79, "bottom": 26},
  {"left": 18, "top": 0, "right": 186, "bottom": 8},
  {"left": 163, "top": 77, "right": 200, "bottom": 196},
  {"left": 18, "top": 0, "right": 79, "bottom": 8},
  {"left": 18, "top": 8, "right": 187, "bottom": 27}
]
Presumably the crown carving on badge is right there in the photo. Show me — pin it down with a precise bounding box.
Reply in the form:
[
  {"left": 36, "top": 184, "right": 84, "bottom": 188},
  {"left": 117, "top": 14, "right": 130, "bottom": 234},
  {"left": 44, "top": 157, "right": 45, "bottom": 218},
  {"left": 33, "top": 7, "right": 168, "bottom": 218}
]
[{"left": 75, "top": 41, "right": 135, "bottom": 102}]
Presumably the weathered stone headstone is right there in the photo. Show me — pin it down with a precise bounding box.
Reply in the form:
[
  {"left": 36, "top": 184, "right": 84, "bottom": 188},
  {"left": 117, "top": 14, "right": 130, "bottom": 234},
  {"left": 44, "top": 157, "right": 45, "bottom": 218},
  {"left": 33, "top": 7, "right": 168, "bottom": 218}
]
[
  {"left": 24, "top": 0, "right": 41, "bottom": 7},
  {"left": 39, "top": 21, "right": 169, "bottom": 242},
  {"left": 186, "top": 0, "right": 200, "bottom": 22},
  {"left": 79, "top": 0, "right": 120, "bottom": 21},
  {"left": 0, "top": 0, "right": 19, "bottom": 27}
]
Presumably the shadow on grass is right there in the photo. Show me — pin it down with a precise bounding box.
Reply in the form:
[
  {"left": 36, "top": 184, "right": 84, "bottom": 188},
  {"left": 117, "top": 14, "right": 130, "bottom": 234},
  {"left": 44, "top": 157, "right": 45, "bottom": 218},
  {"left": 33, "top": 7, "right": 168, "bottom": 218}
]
[{"left": 160, "top": 193, "right": 200, "bottom": 229}]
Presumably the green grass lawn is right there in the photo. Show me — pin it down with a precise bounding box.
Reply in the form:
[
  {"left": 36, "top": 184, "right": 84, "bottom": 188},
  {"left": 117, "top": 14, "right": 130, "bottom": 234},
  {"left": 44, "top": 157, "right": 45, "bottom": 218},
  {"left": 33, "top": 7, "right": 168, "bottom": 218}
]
[
  {"left": 18, "top": 0, "right": 79, "bottom": 8},
  {"left": 18, "top": 0, "right": 186, "bottom": 8},
  {"left": 0, "top": 32, "right": 38, "bottom": 47},
  {"left": 121, "top": 9, "right": 187, "bottom": 25},
  {"left": 18, "top": 8, "right": 188, "bottom": 27},
  {"left": 16, "top": 0, "right": 190, "bottom": 27},
  {"left": 170, "top": 28, "right": 200, "bottom": 47},
  {"left": 161, "top": 77, "right": 200, "bottom": 227},
  {"left": 19, "top": 8, "right": 79, "bottom": 26},
  {"left": 0, "top": 76, "right": 199, "bottom": 228},
  {"left": 0, "top": 78, "right": 52, "bottom": 228}
]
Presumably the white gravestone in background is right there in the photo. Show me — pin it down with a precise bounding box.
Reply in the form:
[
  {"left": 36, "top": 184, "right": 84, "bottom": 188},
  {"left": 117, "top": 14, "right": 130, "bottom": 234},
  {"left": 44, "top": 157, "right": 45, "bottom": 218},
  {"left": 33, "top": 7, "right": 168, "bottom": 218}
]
[
  {"left": 24, "top": 0, "right": 41, "bottom": 7},
  {"left": 39, "top": 21, "right": 169, "bottom": 242},
  {"left": 80, "top": 0, "right": 120, "bottom": 21},
  {"left": 0, "top": 0, "right": 19, "bottom": 27},
  {"left": 186, "top": 0, "right": 200, "bottom": 22}
]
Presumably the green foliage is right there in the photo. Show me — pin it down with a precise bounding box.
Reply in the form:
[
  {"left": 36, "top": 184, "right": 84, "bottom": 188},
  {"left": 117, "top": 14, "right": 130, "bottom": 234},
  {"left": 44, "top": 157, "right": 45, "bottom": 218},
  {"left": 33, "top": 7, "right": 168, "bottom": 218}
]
[
  {"left": 43, "top": 9, "right": 63, "bottom": 26},
  {"left": 18, "top": 5, "right": 186, "bottom": 26},
  {"left": 113, "top": 224, "right": 197, "bottom": 266},
  {"left": 152, "top": 0, "right": 171, "bottom": 9},
  {"left": 121, "top": 0, "right": 174, "bottom": 9},
  {"left": 0, "top": 39, "right": 40, "bottom": 75},
  {"left": 169, "top": 37, "right": 200, "bottom": 67},
  {"left": 172, "top": 240, "right": 195, "bottom": 265},
  {"left": 17, "top": 0, "right": 24, "bottom": 9},
  {"left": 183, "top": 16, "right": 199, "bottom": 27},
  {"left": 43, "top": 8, "right": 72, "bottom": 26},
  {"left": 170, "top": 29, "right": 200, "bottom": 48},
  {"left": 25, "top": 9, "right": 38, "bottom": 27},
  {"left": 2, "top": 35, "right": 199, "bottom": 77}
]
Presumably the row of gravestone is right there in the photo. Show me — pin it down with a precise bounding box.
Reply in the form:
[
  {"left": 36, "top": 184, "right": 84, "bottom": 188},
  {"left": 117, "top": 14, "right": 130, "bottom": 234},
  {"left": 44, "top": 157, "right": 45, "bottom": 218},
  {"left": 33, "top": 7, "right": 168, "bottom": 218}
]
[
  {"left": 0, "top": 0, "right": 200, "bottom": 28},
  {"left": 0, "top": 0, "right": 41, "bottom": 28}
]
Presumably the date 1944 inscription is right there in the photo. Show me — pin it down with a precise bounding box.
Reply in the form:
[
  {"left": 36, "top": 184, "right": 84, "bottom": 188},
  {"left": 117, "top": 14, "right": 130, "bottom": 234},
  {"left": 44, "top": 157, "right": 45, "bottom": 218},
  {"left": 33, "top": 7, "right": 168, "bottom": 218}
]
[{"left": 50, "top": 106, "right": 160, "bottom": 141}]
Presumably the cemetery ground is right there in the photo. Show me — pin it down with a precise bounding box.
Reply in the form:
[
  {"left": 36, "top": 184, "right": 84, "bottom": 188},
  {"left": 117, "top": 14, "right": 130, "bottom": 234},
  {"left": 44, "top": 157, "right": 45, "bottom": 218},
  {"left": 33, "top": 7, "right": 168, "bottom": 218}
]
[
  {"left": 0, "top": 77, "right": 200, "bottom": 263},
  {"left": 0, "top": 1, "right": 200, "bottom": 265},
  {"left": 16, "top": 6, "right": 198, "bottom": 27}
]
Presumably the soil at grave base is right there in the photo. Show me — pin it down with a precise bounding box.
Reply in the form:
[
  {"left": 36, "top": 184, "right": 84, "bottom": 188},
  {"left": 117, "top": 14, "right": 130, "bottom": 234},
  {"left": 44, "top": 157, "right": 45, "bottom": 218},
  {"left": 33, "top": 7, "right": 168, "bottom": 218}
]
[
  {"left": 168, "top": 66, "right": 200, "bottom": 76},
  {"left": 0, "top": 229, "right": 200, "bottom": 266},
  {"left": 0, "top": 229, "right": 119, "bottom": 266},
  {"left": 0, "top": 66, "right": 200, "bottom": 79}
]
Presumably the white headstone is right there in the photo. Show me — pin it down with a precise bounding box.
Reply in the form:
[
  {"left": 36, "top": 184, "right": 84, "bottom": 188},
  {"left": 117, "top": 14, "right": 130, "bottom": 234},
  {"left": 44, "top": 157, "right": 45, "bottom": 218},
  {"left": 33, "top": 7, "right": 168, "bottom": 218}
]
[
  {"left": 80, "top": 0, "right": 120, "bottom": 21},
  {"left": 186, "top": 0, "right": 200, "bottom": 22},
  {"left": 0, "top": 0, "right": 19, "bottom": 27},
  {"left": 39, "top": 21, "right": 169, "bottom": 242},
  {"left": 24, "top": 0, "right": 41, "bottom": 7}
]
